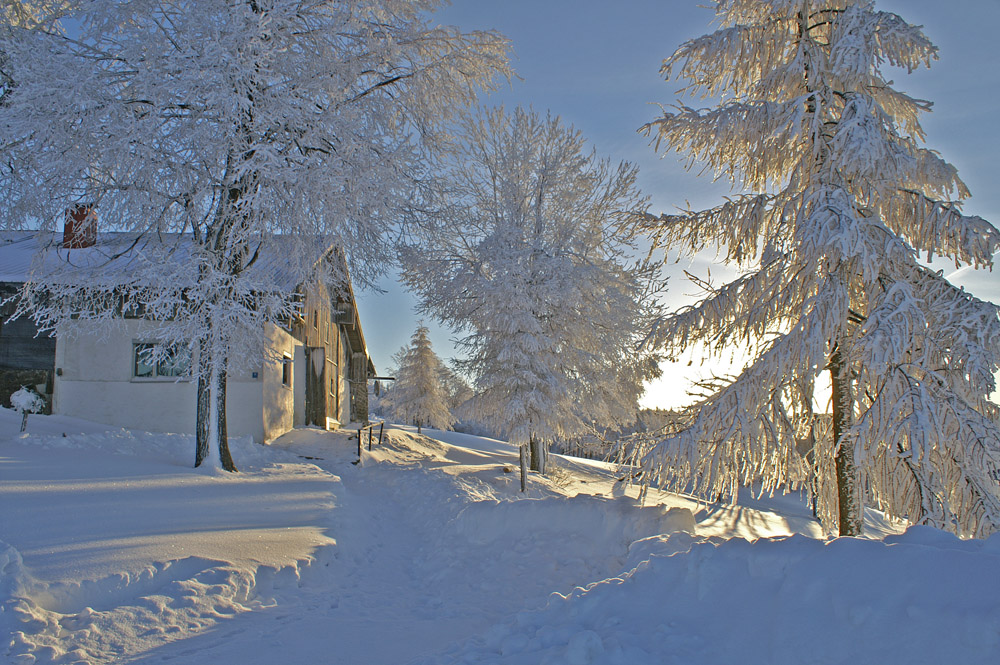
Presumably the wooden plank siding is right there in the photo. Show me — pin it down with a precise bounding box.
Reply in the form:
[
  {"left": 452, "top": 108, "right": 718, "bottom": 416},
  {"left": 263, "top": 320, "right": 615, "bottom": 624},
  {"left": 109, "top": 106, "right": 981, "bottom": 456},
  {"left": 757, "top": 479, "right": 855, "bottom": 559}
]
[{"left": 292, "top": 281, "right": 370, "bottom": 426}]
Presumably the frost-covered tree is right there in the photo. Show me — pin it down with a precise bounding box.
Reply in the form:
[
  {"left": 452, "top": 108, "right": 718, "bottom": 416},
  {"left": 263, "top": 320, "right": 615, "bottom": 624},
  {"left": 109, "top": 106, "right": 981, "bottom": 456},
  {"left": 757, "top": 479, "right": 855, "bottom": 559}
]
[
  {"left": 1, "top": 2, "right": 68, "bottom": 103},
  {"left": 387, "top": 325, "right": 455, "bottom": 433},
  {"left": 402, "top": 106, "right": 665, "bottom": 489},
  {"left": 0, "top": 0, "right": 509, "bottom": 470},
  {"left": 632, "top": 0, "right": 1000, "bottom": 536}
]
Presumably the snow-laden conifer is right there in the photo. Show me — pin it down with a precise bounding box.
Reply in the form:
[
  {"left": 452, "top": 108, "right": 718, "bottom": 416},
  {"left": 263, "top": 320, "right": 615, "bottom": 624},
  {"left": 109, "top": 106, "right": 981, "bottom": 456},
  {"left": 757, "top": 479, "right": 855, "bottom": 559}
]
[
  {"left": 386, "top": 325, "right": 455, "bottom": 433},
  {"left": 402, "top": 106, "right": 665, "bottom": 485},
  {"left": 0, "top": 0, "right": 509, "bottom": 470},
  {"left": 629, "top": 0, "right": 1000, "bottom": 537}
]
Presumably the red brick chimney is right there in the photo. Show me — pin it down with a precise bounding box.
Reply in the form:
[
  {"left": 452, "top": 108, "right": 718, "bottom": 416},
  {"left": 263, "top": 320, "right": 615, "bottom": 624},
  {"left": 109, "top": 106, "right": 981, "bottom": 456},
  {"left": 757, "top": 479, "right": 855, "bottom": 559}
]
[{"left": 63, "top": 204, "right": 97, "bottom": 249}]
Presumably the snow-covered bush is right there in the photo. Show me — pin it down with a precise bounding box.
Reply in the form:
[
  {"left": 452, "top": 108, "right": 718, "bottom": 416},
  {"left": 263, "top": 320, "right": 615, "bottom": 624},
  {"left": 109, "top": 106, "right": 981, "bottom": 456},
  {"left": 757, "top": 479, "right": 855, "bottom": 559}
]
[{"left": 11, "top": 386, "right": 45, "bottom": 432}]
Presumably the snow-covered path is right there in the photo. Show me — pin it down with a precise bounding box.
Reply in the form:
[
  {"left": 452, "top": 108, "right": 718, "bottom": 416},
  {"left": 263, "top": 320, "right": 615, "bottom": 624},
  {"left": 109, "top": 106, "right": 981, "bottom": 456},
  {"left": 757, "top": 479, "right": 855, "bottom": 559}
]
[
  {"left": 2, "top": 415, "right": 697, "bottom": 664},
  {"left": 129, "top": 426, "right": 693, "bottom": 663}
]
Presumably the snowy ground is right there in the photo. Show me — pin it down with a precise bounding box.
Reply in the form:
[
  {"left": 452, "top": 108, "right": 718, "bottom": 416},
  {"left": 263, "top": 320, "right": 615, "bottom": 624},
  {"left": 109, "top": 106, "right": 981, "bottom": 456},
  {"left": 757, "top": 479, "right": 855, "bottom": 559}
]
[{"left": 2, "top": 409, "right": 999, "bottom": 664}]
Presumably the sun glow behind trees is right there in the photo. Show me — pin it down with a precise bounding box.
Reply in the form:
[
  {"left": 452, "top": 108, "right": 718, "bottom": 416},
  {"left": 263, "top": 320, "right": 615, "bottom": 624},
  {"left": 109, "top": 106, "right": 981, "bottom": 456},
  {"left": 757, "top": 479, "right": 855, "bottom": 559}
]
[{"left": 642, "top": 253, "right": 1000, "bottom": 412}]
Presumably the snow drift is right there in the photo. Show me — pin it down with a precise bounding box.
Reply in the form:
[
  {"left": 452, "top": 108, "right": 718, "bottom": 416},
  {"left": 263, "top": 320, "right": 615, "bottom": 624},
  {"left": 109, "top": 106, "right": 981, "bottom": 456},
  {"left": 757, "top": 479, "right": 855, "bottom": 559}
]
[{"left": 420, "top": 528, "right": 1000, "bottom": 665}]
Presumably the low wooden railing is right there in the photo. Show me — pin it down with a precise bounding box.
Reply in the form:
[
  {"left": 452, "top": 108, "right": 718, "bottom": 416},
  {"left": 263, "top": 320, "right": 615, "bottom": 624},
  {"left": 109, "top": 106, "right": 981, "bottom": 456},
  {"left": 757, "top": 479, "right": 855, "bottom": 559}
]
[{"left": 355, "top": 421, "right": 385, "bottom": 462}]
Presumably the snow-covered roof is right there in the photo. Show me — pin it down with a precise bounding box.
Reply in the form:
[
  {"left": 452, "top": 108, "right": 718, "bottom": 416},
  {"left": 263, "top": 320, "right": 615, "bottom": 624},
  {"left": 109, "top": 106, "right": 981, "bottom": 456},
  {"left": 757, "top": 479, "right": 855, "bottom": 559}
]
[
  {"left": 0, "top": 231, "right": 53, "bottom": 283},
  {"left": 0, "top": 230, "right": 326, "bottom": 291}
]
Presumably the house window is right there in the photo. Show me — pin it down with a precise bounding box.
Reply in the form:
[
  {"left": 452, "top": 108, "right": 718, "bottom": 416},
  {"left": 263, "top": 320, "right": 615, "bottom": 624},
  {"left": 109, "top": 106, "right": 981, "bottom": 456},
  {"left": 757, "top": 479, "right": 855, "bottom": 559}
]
[
  {"left": 281, "top": 354, "right": 292, "bottom": 387},
  {"left": 133, "top": 342, "right": 189, "bottom": 379}
]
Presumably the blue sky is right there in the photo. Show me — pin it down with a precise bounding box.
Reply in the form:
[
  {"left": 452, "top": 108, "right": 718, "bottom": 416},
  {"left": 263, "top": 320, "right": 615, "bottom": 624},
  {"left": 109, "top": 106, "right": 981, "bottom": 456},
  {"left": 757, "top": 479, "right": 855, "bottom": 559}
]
[{"left": 355, "top": 0, "right": 1000, "bottom": 408}]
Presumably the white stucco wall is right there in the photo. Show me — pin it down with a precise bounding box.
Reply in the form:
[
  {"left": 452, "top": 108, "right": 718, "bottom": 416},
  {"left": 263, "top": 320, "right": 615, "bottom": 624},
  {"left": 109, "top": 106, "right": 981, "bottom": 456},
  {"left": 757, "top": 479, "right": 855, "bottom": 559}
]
[
  {"left": 53, "top": 321, "right": 303, "bottom": 443},
  {"left": 54, "top": 321, "right": 199, "bottom": 436},
  {"left": 260, "top": 325, "right": 297, "bottom": 442}
]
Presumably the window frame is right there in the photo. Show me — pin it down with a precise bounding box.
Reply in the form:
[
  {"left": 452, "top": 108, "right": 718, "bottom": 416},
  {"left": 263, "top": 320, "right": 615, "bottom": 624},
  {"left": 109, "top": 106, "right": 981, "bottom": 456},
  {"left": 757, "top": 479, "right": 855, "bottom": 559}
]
[{"left": 281, "top": 354, "right": 293, "bottom": 388}]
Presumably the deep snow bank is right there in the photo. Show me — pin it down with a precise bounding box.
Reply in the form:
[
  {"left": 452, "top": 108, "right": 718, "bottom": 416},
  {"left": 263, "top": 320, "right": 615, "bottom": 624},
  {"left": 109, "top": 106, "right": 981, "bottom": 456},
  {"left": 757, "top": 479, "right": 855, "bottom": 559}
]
[
  {"left": 0, "top": 411, "right": 342, "bottom": 664},
  {"left": 420, "top": 526, "right": 1000, "bottom": 665}
]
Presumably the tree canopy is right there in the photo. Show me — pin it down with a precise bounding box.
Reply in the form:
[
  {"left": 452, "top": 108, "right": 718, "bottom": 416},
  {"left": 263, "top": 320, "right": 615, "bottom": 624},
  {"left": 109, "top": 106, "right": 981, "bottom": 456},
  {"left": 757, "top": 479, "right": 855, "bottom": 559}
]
[{"left": 402, "top": 106, "right": 665, "bottom": 476}]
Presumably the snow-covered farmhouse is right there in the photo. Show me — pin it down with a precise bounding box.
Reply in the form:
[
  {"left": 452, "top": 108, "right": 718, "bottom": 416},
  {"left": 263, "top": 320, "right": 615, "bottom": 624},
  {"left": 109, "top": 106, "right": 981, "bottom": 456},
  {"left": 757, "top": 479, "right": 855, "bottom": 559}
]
[{"left": 0, "top": 225, "right": 375, "bottom": 442}]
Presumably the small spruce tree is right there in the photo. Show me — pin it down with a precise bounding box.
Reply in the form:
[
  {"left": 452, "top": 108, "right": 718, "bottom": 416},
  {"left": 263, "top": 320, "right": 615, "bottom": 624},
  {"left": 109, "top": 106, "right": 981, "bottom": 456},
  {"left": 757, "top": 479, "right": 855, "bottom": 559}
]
[{"left": 389, "top": 325, "right": 455, "bottom": 434}]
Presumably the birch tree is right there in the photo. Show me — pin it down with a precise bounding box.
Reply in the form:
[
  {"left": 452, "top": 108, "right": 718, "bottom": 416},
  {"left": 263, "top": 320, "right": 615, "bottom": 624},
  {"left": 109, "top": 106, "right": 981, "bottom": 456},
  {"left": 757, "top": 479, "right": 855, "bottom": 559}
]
[
  {"left": 402, "top": 106, "right": 665, "bottom": 489},
  {"left": 388, "top": 325, "right": 455, "bottom": 433},
  {"left": 631, "top": 0, "right": 1000, "bottom": 536},
  {"left": 0, "top": 0, "right": 509, "bottom": 470}
]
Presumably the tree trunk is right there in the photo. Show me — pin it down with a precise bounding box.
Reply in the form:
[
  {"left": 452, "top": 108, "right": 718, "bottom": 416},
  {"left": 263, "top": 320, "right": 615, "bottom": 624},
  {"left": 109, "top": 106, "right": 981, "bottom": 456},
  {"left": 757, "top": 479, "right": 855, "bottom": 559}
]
[
  {"left": 519, "top": 443, "right": 528, "bottom": 493},
  {"left": 195, "top": 373, "right": 210, "bottom": 467},
  {"left": 20, "top": 411, "right": 28, "bottom": 433},
  {"left": 216, "top": 367, "right": 236, "bottom": 471},
  {"left": 830, "top": 346, "right": 861, "bottom": 536},
  {"left": 197, "top": 343, "right": 237, "bottom": 472},
  {"left": 195, "top": 339, "right": 210, "bottom": 467},
  {"left": 530, "top": 435, "right": 547, "bottom": 475}
]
